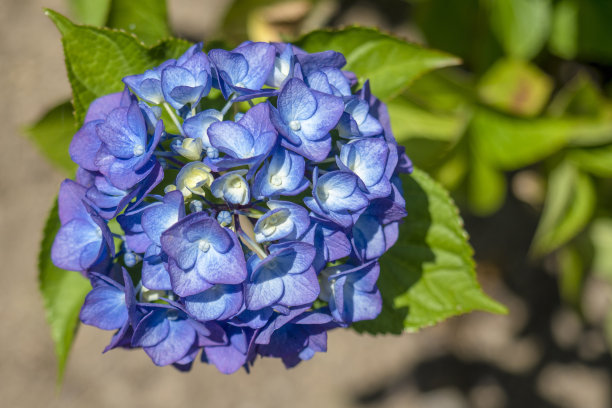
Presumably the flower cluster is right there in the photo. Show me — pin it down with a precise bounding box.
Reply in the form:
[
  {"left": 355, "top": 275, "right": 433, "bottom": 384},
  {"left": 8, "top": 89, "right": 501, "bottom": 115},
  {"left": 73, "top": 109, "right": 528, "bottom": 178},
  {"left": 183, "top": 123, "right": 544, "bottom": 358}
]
[{"left": 51, "top": 42, "right": 411, "bottom": 373}]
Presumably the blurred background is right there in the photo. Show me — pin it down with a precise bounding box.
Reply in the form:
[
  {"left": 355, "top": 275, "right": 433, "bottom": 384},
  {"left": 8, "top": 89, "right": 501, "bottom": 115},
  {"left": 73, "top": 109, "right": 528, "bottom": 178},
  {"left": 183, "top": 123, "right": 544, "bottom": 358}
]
[{"left": 3, "top": 0, "right": 612, "bottom": 407}]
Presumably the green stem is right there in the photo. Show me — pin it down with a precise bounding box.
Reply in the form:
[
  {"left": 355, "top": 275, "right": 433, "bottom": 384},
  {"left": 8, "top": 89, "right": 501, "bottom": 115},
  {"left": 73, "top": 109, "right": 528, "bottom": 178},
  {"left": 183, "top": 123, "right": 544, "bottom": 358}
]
[{"left": 163, "top": 103, "right": 184, "bottom": 136}]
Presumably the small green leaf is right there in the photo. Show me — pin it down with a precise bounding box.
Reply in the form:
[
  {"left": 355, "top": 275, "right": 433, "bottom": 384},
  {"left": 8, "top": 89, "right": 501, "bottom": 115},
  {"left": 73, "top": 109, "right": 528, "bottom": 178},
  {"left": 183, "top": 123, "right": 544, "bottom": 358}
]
[
  {"left": 467, "top": 151, "right": 507, "bottom": 216},
  {"left": 45, "top": 9, "right": 192, "bottom": 127},
  {"left": 549, "top": 0, "right": 579, "bottom": 59},
  {"left": 68, "top": 0, "right": 111, "bottom": 26},
  {"left": 386, "top": 96, "right": 468, "bottom": 169},
  {"left": 354, "top": 168, "right": 506, "bottom": 334},
  {"left": 557, "top": 244, "right": 585, "bottom": 307},
  {"left": 470, "top": 108, "right": 568, "bottom": 170},
  {"left": 489, "top": 0, "right": 552, "bottom": 60},
  {"left": 39, "top": 200, "right": 91, "bottom": 383},
  {"left": 477, "top": 58, "right": 553, "bottom": 117},
  {"left": 550, "top": 0, "right": 612, "bottom": 64},
  {"left": 413, "top": 0, "right": 503, "bottom": 74},
  {"left": 567, "top": 145, "right": 612, "bottom": 178},
  {"left": 589, "top": 218, "right": 612, "bottom": 281},
  {"left": 24, "top": 101, "right": 77, "bottom": 175},
  {"left": 106, "top": 0, "right": 171, "bottom": 46},
  {"left": 548, "top": 72, "right": 605, "bottom": 118},
  {"left": 296, "top": 27, "right": 461, "bottom": 101},
  {"left": 531, "top": 161, "right": 596, "bottom": 256}
]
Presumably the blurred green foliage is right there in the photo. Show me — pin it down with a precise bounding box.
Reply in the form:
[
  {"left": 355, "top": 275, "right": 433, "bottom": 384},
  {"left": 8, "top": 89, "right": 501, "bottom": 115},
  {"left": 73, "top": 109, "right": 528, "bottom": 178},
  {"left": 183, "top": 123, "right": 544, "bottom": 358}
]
[
  {"left": 215, "top": 0, "right": 612, "bottom": 351},
  {"left": 406, "top": 0, "right": 612, "bottom": 350}
]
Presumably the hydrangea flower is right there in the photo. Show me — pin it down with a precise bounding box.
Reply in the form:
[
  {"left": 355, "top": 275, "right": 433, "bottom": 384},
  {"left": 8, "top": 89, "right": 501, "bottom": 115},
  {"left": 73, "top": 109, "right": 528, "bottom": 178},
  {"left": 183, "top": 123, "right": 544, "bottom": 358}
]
[{"left": 52, "top": 40, "right": 410, "bottom": 374}]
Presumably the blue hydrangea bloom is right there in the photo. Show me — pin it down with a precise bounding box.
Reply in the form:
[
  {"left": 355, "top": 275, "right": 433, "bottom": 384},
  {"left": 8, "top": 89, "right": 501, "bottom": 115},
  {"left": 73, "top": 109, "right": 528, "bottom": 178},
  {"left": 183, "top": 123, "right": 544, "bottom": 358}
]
[
  {"left": 255, "top": 307, "right": 340, "bottom": 368},
  {"left": 252, "top": 146, "right": 308, "bottom": 198},
  {"left": 79, "top": 268, "right": 136, "bottom": 351},
  {"left": 245, "top": 242, "right": 319, "bottom": 311},
  {"left": 132, "top": 304, "right": 214, "bottom": 366},
  {"left": 337, "top": 97, "right": 384, "bottom": 138},
  {"left": 270, "top": 78, "right": 344, "bottom": 161},
  {"left": 95, "top": 101, "right": 163, "bottom": 190},
  {"left": 161, "top": 212, "right": 247, "bottom": 296},
  {"left": 124, "top": 60, "right": 176, "bottom": 105},
  {"left": 304, "top": 168, "right": 369, "bottom": 228},
  {"left": 319, "top": 261, "right": 382, "bottom": 323},
  {"left": 203, "top": 325, "right": 255, "bottom": 374},
  {"left": 352, "top": 198, "right": 407, "bottom": 261},
  {"left": 207, "top": 102, "right": 277, "bottom": 171},
  {"left": 184, "top": 284, "right": 244, "bottom": 321},
  {"left": 337, "top": 137, "right": 398, "bottom": 199},
  {"left": 182, "top": 109, "right": 223, "bottom": 150},
  {"left": 209, "top": 41, "right": 276, "bottom": 99},
  {"left": 253, "top": 200, "right": 310, "bottom": 243},
  {"left": 137, "top": 190, "right": 186, "bottom": 290},
  {"left": 161, "top": 43, "right": 212, "bottom": 111},
  {"left": 299, "top": 215, "right": 352, "bottom": 272},
  {"left": 51, "top": 180, "right": 114, "bottom": 272},
  {"left": 55, "top": 41, "right": 409, "bottom": 374}
]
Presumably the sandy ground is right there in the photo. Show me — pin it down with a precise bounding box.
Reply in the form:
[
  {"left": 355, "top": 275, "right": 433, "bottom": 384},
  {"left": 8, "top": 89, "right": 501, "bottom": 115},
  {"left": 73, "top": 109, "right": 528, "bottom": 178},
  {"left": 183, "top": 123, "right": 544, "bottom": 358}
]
[{"left": 1, "top": 1, "right": 610, "bottom": 408}]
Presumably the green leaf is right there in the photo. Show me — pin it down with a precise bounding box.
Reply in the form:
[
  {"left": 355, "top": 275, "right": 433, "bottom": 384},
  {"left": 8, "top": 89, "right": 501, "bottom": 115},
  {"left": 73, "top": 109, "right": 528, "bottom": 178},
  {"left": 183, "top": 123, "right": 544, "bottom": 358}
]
[
  {"left": 557, "top": 244, "right": 585, "bottom": 306},
  {"left": 296, "top": 27, "right": 461, "bottom": 101},
  {"left": 531, "top": 161, "right": 596, "bottom": 256},
  {"left": 567, "top": 145, "right": 612, "bottom": 178},
  {"left": 413, "top": 0, "right": 503, "bottom": 74},
  {"left": 467, "top": 150, "right": 507, "bottom": 216},
  {"left": 589, "top": 218, "right": 612, "bottom": 281},
  {"left": 548, "top": 72, "right": 606, "bottom": 118},
  {"left": 477, "top": 58, "right": 553, "bottom": 117},
  {"left": 45, "top": 10, "right": 192, "bottom": 127},
  {"left": 106, "top": 0, "right": 171, "bottom": 46},
  {"left": 39, "top": 200, "right": 91, "bottom": 383},
  {"left": 24, "top": 101, "right": 77, "bottom": 175},
  {"left": 354, "top": 168, "right": 506, "bottom": 334},
  {"left": 386, "top": 96, "right": 468, "bottom": 169},
  {"left": 470, "top": 108, "right": 568, "bottom": 170},
  {"left": 68, "top": 0, "right": 111, "bottom": 26},
  {"left": 550, "top": 0, "right": 612, "bottom": 63},
  {"left": 549, "top": 0, "right": 579, "bottom": 59},
  {"left": 489, "top": 0, "right": 552, "bottom": 60}
]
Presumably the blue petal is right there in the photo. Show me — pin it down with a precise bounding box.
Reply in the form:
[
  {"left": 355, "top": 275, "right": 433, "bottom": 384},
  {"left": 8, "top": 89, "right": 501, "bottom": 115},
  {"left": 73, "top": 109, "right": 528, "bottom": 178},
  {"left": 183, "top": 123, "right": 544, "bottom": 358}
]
[
  {"left": 182, "top": 109, "right": 223, "bottom": 147},
  {"left": 51, "top": 218, "right": 103, "bottom": 271},
  {"left": 252, "top": 147, "right": 307, "bottom": 198},
  {"left": 167, "top": 258, "right": 214, "bottom": 296},
  {"left": 208, "top": 121, "right": 254, "bottom": 158},
  {"left": 192, "top": 230, "right": 247, "bottom": 285},
  {"left": 79, "top": 285, "right": 127, "bottom": 330},
  {"left": 132, "top": 309, "right": 170, "bottom": 348},
  {"left": 184, "top": 284, "right": 243, "bottom": 321},
  {"left": 141, "top": 190, "right": 185, "bottom": 246},
  {"left": 96, "top": 102, "right": 146, "bottom": 159},
  {"left": 57, "top": 179, "right": 90, "bottom": 224},
  {"left": 279, "top": 268, "right": 319, "bottom": 308},
  {"left": 142, "top": 244, "right": 172, "bottom": 290},
  {"left": 144, "top": 318, "right": 196, "bottom": 366},
  {"left": 254, "top": 200, "right": 310, "bottom": 242},
  {"left": 69, "top": 120, "right": 103, "bottom": 171},
  {"left": 84, "top": 91, "right": 131, "bottom": 123}
]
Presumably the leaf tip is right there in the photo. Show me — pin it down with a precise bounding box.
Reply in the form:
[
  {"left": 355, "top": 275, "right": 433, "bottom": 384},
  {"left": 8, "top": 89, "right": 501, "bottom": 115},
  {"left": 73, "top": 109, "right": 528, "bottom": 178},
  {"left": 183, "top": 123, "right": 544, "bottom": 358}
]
[{"left": 44, "top": 9, "right": 73, "bottom": 35}]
